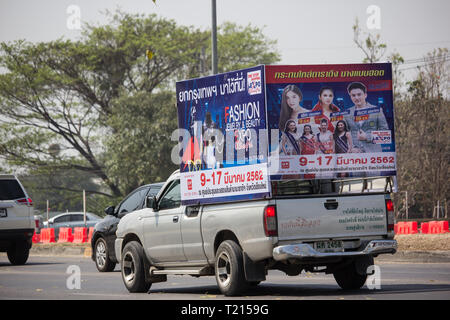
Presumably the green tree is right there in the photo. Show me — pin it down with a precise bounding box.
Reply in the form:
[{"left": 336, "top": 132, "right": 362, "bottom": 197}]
[
  {"left": 216, "top": 22, "right": 280, "bottom": 73},
  {"left": 104, "top": 90, "right": 178, "bottom": 194},
  {"left": 18, "top": 168, "right": 109, "bottom": 215},
  {"left": 352, "top": 18, "right": 450, "bottom": 219},
  {"left": 398, "top": 48, "right": 449, "bottom": 219},
  {"left": 352, "top": 17, "right": 387, "bottom": 63},
  {"left": 352, "top": 18, "right": 405, "bottom": 100}
]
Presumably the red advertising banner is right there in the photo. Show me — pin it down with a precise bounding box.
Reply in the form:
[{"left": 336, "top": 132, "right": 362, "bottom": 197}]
[{"left": 265, "top": 63, "right": 396, "bottom": 179}]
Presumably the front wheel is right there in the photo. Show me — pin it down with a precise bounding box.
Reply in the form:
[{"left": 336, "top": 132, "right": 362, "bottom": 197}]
[
  {"left": 214, "top": 240, "right": 248, "bottom": 296},
  {"left": 121, "top": 241, "right": 151, "bottom": 293},
  {"left": 94, "top": 237, "right": 116, "bottom": 272}
]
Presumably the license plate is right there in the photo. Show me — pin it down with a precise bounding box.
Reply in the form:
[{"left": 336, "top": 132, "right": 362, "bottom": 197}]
[
  {"left": 0, "top": 208, "right": 7, "bottom": 218},
  {"left": 313, "top": 240, "right": 344, "bottom": 253}
]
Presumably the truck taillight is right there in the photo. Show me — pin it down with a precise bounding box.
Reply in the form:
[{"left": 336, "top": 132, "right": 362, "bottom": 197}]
[
  {"left": 385, "top": 199, "right": 394, "bottom": 232},
  {"left": 16, "top": 198, "right": 33, "bottom": 206},
  {"left": 264, "top": 205, "right": 277, "bottom": 237}
]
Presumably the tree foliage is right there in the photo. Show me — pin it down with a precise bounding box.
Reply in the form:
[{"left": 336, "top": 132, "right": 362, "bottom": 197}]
[
  {"left": 104, "top": 90, "right": 178, "bottom": 195},
  {"left": 352, "top": 18, "right": 387, "bottom": 63},
  {"left": 353, "top": 21, "right": 449, "bottom": 219},
  {"left": 396, "top": 48, "right": 449, "bottom": 219},
  {"left": 19, "top": 168, "right": 107, "bottom": 214}
]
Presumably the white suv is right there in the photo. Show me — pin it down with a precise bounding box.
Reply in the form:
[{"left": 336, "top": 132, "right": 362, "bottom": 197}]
[{"left": 0, "top": 175, "right": 34, "bottom": 265}]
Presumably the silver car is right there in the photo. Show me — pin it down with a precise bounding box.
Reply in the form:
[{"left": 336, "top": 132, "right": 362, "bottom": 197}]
[
  {"left": 44, "top": 212, "right": 102, "bottom": 238},
  {"left": 33, "top": 214, "right": 44, "bottom": 234}
]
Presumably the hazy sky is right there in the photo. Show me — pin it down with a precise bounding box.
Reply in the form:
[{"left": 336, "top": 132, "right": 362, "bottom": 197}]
[{"left": 0, "top": 0, "right": 449, "bottom": 80}]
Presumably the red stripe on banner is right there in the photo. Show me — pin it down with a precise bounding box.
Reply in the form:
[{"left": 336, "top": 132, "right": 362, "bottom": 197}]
[{"left": 265, "top": 64, "right": 391, "bottom": 84}]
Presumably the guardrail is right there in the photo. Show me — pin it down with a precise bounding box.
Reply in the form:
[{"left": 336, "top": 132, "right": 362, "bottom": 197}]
[
  {"left": 33, "top": 227, "right": 94, "bottom": 244},
  {"left": 32, "top": 223, "right": 448, "bottom": 244},
  {"left": 395, "top": 221, "right": 449, "bottom": 234}
]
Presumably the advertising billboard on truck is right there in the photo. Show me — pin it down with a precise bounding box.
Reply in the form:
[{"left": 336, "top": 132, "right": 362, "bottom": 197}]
[
  {"left": 176, "top": 63, "right": 396, "bottom": 205},
  {"left": 265, "top": 63, "right": 396, "bottom": 180},
  {"left": 176, "top": 65, "right": 271, "bottom": 205}
]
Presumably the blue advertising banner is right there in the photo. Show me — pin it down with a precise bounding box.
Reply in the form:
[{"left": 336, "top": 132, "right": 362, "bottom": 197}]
[{"left": 176, "top": 65, "right": 271, "bottom": 205}]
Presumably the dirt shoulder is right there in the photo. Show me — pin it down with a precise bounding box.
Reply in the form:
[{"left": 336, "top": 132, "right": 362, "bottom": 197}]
[
  {"left": 374, "top": 233, "right": 450, "bottom": 263},
  {"left": 395, "top": 233, "right": 450, "bottom": 251}
]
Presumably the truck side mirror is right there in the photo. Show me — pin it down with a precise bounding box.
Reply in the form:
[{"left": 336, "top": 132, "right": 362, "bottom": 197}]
[
  {"left": 104, "top": 206, "right": 116, "bottom": 216},
  {"left": 146, "top": 196, "right": 158, "bottom": 211}
]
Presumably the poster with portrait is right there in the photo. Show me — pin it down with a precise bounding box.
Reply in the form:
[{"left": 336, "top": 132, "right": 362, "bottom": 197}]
[
  {"left": 265, "top": 63, "right": 397, "bottom": 180},
  {"left": 176, "top": 65, "right": 271, "bottom": 205}
]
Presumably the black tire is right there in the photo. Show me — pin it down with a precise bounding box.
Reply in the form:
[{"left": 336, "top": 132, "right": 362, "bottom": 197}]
[
  {"left": 7, "top": 240, "right": 30, "bottom": 265},
  {"left": 121, "top": 241, "right": 151, "bottom": 293},
  {"left": 333, "top": 258, "right": 369, "bottom": 290},
  {"left": 94, "top": 237, "right": 116, "bottom": 272},
  {"left": 214, "top": 240, "right": 248, "bottom": 296}
]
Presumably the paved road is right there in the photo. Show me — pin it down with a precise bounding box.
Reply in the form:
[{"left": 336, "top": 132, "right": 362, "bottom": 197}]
[{"left": 1, "top": 255, "right": 450, "bottom": 301}]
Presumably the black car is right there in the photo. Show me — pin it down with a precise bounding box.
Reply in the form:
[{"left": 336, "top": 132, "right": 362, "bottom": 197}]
[{"left": 91, "top": 182, "right": 163, "bottom": 272}]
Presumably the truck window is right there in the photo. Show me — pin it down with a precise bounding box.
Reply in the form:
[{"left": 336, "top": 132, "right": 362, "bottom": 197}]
[
  {"left": 147, "top": 186, "right": 162, "bottom": 197},
  {"left": 0, "top": 180, "right": 26, "bottom": 200},
  {"left": 271, "top": 176, "right": 393, "bottom": 197},
  {"left": 158, "top": 180, "right": 181, "bottom": 211},
  {"left": 334, "top": 177, "right": 392, "bottom": 193},
  {"left": 70, "top": 214, "right": 84, "bottom": 222},
  {"left": 271, "top": 180, "right": 315, "bottom": 197},
  {"left": 118, "top": 187, "right": 150, "bottom": 214},
  {"left": 271, "top": 179, "right": 342, "bottom": 197},
  {"left": 54, "top": 215, "right": 71, "bottom": 223}
]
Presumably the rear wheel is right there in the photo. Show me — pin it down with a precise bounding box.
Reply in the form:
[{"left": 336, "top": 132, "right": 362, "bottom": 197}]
[
  {"left": 121, "top": 241, "right": 151, "bottom": 293},
  {"left": 333, "top": 257, "right": 373, "bottom": 290},
  {"left": 214, "top": 240, "right": 248, "bottom": 296},
  {"left": 7, "top": 240, "right": 30, "bottom": 265}
]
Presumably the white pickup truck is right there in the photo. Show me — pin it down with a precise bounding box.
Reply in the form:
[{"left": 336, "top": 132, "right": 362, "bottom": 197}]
[{"left": 115, "top": 170, "right": 397, "bottom": 295}]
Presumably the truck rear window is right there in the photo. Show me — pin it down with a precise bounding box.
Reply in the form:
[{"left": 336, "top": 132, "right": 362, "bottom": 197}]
[
  {"left": 271, "top": 180, "right": 316, "bottom": 196},
  {"left": 0, "top": 180, "right": 26, "bottom": 200},
  {"left": 271, "top": 176, "right": 393, "bottom": 197}
]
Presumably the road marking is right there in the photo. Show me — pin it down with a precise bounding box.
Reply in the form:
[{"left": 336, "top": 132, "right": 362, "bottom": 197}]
[{"left": 70, "top": 292, "right": 131, "bottom": 298}]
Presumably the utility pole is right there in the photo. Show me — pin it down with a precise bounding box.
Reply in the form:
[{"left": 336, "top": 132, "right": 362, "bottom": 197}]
[
  {"left": 402, "top": 191, "right": 408, "bottom": 220},
  {"left": 83, "top": 190, "right": 86, "bottom": 228},
  {"left": 211, "top": 0, "right": 218, "bottom": 74},
  {"left": 445, "top": 200, "right": 448, "bottom": 219},
  {"left": 405, "top": 191, "right": 408, "bottom": 220}
]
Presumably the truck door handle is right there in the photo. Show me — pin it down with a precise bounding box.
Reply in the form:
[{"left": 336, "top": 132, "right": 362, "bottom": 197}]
[
  {"left": 173, "top": 216, "right": 179, "bottom": 223},
  {"left": 324, "top": 200, "right": 338, "bottom": 210}
]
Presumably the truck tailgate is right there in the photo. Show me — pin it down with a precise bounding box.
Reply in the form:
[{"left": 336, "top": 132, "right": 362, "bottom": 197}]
[{"left": 276, "top": 194, "right": 387, "bottom": 241}]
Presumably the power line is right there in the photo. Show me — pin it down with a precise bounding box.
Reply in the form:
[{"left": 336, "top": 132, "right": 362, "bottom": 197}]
[
  {"left": 400, "top": 54, "right": 450, "bottom": 65},
  {"left": 283, "top": 40, "right": 450, "bottom": 51},
  {"left": 398, "top": 56, "right": 450, "bottom": 71}
]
